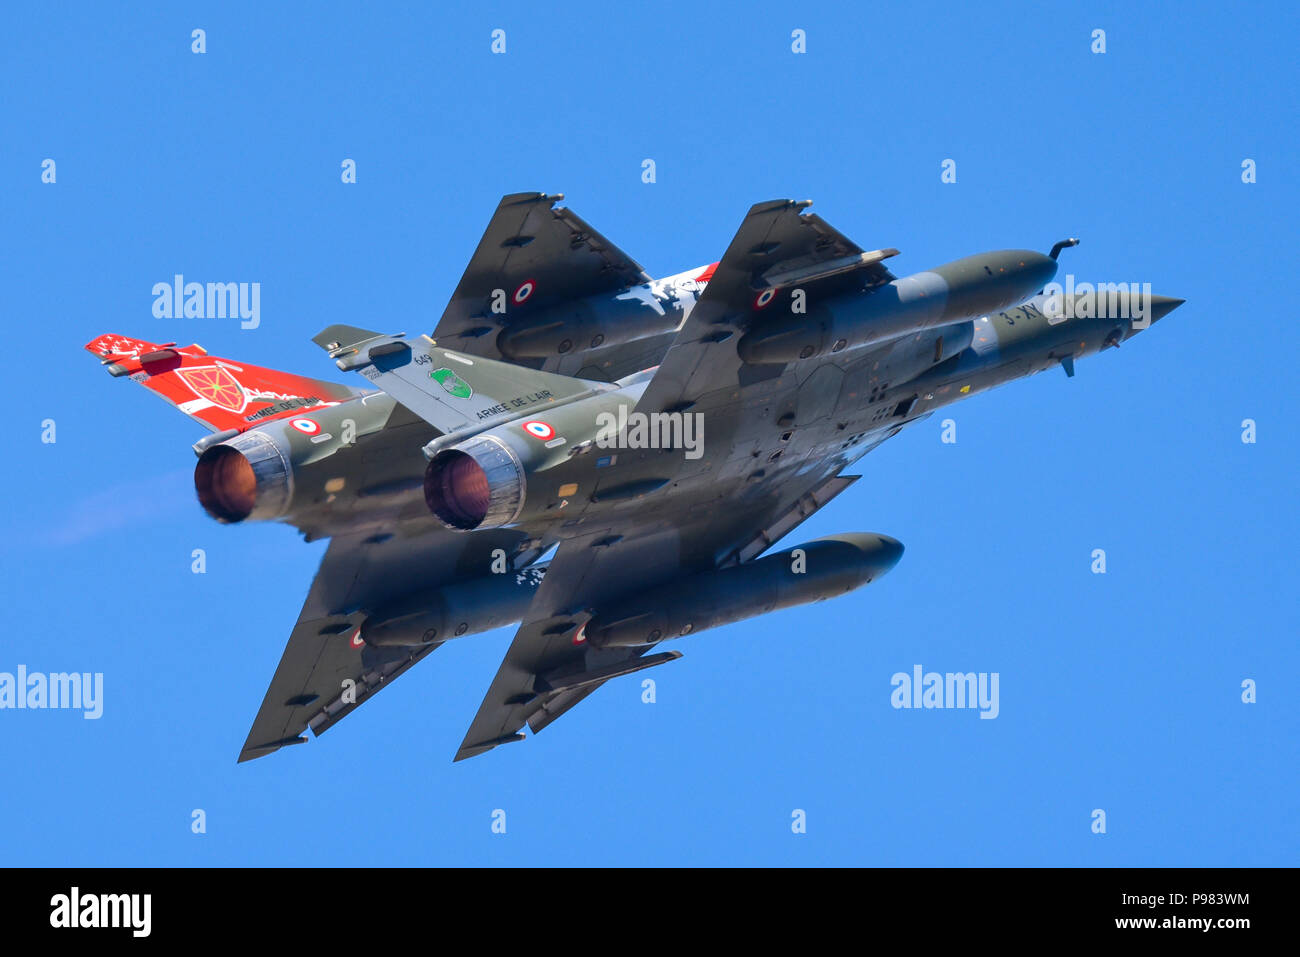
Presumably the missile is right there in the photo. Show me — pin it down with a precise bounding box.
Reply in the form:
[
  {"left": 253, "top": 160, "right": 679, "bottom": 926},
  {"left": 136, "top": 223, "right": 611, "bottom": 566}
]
[
  {"left": 737, "top": 250, "right": 1058, "bottom": 364},
  {"left": 583, "top": 533, "right": 904, "bottom": 649}
]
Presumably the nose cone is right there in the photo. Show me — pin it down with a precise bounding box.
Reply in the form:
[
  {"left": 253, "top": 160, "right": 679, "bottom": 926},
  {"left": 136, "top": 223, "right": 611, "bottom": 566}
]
[
  {"left": 1151, "top": 296, "right": 1185, "bottom": 322},
  {"left": 821, "top": 530, "right": 904, "bottom": 566},
  {"left": 873, "top": 534, "right": 905, "bottom": 572},
  {"left": 1016, "top": 250, "right": 1060, "bottom": 292},
  {"left": 1121, "top": 294, "right": 1185, "bottom": 342},
  {"left": 825, "top": 532, "right": 905, "bottom": 577},
  {"left": 935, "top": 250, "right": 1059, "bottom": 320}
]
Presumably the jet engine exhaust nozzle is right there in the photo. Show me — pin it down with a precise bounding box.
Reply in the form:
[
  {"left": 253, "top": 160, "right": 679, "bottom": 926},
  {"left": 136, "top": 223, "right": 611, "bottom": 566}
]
[
  {"left": 194, "top": 429, "right": 293, "bottom": 523},
  {"left": 424, "top": 434, "right": 526, "bottom": 531}
]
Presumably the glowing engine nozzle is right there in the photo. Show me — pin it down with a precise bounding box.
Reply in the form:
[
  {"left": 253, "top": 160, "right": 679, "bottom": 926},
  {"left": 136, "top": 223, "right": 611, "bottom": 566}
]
[
  {"left": 423, "top": 434, "right": 525, "bottom": 531},
  {"left": 194, "top": 429, "right": 292, "bottom": 523}
]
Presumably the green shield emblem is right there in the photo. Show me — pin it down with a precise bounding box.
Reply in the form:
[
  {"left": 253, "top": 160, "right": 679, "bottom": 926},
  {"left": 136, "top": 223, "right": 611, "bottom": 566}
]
[{"left": 430, "top": 367, "right": 472, "bottom": 399}]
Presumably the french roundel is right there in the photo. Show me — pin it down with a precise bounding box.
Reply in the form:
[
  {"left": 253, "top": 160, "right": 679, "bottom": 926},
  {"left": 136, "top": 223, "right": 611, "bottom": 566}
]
[
  {"left": 522, "top": 420, "right": 555, "bottom": 440},
  {"left": 349, "top": 630, "right": 365, "bottom": 649},
  {"left": 514, "top": 279, "right": 536, "bottom": 304},
  {"left": 290, "top": 418, "right": 321, "bottom": 435},
  {"left": 754, "top": 288, "right": 777, "bottom": 309}
]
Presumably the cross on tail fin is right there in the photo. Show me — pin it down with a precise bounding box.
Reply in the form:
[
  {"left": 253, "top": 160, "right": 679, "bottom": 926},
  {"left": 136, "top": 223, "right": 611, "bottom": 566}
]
[{"left": 85, "top": 333, "right": 363, "bottom": 434}]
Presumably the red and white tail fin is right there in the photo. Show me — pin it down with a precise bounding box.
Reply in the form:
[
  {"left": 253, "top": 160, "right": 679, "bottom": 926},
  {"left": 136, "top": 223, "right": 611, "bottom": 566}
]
[{"left": 85, "top": 333, "right": 363, "bottom": 434}]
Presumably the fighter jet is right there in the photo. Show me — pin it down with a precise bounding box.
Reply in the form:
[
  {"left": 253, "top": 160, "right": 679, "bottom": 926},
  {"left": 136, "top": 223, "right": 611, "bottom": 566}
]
[{"left": 85, "top": 193, "right": 1183, "bottom": 762}]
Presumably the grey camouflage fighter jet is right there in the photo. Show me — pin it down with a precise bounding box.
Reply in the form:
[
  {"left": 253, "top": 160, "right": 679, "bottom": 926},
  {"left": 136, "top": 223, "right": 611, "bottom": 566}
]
[{"left": 85, "top": 193, "right": 1184, "bottom": 762}]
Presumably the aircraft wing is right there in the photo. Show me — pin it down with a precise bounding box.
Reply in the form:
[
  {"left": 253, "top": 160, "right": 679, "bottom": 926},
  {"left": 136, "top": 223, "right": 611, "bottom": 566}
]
[
  {"left": 238, "top": 522, "right": 534, "bottom": 762},
  {"left": 454, "top": 470, "right": 863, "bottom": 761},
  {"left": 454, "top": 525, "right": 687, "bottom": 760},
  {"left": 311, "top": 324, "right": 603, "bottom": 438},
  {"left": 634, "top": 199, "right": 896, "bottom": 416},
  {"left": 431, "top": 192, "right": 651, "bottom": 354}
]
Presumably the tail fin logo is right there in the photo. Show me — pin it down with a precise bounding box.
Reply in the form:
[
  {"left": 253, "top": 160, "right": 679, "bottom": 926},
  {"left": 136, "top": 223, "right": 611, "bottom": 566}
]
[
  {"left": 430, "top": 367, "right": 473, "bottom": 399},
  {"left": 176, "top": 365, "right": 247, "bottom": 413}
]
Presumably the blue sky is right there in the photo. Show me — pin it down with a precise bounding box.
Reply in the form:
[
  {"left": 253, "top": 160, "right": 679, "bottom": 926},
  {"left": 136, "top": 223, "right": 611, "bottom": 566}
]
[{"left": 1, "top": 1, "right": 1295, "bottom": 866}]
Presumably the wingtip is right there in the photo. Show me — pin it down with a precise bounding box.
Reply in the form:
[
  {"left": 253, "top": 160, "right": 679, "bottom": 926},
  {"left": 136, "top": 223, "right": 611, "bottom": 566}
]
[
  {"left": 502, "top": 191, "right": 563, "bottom": 207},
  {"left": 453, "top": 733, "right": 526, "bottom": 762},
  {"left": 311, "top": 323, "right": 381, "bottom": 351},
  {"left": 83, "top": 333, "right": 156, "bottom": 359},
  {"left": 238, "top": 735, "right": 308, "bottom": 763}
]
